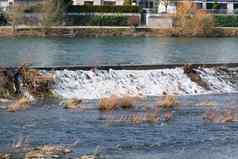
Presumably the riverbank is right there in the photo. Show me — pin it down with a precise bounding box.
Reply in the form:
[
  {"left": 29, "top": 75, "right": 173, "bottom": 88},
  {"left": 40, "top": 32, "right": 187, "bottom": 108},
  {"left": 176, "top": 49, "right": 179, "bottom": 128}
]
[{"left": 1, "top": 26, "right": 238, "bottom": 37}]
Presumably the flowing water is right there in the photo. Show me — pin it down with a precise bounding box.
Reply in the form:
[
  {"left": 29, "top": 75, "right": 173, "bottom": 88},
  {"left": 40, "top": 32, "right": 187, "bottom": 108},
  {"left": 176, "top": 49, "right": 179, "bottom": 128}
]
[{"left": 1, "top": 37, "right": 238, "bottom": 158}]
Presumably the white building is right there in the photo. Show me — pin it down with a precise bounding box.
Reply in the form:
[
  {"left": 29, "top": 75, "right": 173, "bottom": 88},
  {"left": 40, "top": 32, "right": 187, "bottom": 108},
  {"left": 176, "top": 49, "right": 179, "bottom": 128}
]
[
  {"left": 73, "top": 0, "right": 124, "bottom": 5},
  {"left": 158, "top": 0, "right": 238, "bottom": 14}
]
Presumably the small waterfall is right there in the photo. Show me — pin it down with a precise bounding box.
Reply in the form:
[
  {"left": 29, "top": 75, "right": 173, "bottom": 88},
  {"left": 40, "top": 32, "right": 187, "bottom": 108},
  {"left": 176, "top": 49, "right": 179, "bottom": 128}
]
[{"left": 53, "top": 67, "right": 237, "bottom": 99}]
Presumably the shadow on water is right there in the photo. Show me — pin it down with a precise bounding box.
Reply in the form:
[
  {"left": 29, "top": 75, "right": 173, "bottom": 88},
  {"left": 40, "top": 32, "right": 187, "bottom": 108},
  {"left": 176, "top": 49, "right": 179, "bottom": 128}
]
[{"left": 1, "top": 94, "right": 238, "bottom": 158}]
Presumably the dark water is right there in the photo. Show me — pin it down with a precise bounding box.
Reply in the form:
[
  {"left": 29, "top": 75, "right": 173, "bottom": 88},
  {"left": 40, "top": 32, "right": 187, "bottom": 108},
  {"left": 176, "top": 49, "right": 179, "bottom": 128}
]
[
  {"left": 1, "top": 94, "right": 238, "bottom": 158},
  {"left": 0, "top": 37, "right": 238, "bottom": 66}
]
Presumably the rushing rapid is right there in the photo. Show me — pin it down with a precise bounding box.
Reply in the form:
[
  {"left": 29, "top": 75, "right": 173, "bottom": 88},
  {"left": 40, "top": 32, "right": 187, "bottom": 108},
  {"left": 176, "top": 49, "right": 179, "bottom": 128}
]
[{"left": 53, "top": 67, "right": 238, "bottom": 99}]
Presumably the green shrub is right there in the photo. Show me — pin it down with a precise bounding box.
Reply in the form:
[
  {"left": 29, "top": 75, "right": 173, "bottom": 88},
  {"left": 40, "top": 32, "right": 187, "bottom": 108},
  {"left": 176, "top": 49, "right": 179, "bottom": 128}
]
[
  {"left": 214, "top": 15, "right": 238, "bottom": 27},
  {"left": 65, "top": 15, "right": 133, "bottom": 26},
  {"left": 67, "top": 5, "right": 141, "bottom": 13}
]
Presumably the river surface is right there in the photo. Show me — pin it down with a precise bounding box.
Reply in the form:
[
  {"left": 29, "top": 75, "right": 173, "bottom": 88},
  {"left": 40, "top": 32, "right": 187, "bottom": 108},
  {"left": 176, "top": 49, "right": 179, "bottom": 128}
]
[
  {"left": 1, "top": 37, "right": 238, "bottom": 158},
  {"left": 0, "top": 37, "right": 238, "bottom": 66},
  {"left": 1, "top": 94, "right": 238, "bottom": 159}
]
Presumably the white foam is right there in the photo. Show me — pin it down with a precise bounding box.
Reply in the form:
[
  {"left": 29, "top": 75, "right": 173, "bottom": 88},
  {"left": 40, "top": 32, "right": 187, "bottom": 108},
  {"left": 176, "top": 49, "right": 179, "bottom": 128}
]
[{"left": 53, "top": 67, "right": 236, "bottom": 99}]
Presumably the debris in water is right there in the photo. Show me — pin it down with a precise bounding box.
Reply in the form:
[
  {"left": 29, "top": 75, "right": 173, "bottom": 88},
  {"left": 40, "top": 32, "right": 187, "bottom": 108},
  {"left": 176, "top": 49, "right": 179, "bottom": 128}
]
[
  {"left": 205, "top": 109, "right": 238, "bottom": 123},
  {"left": 164, "top": 111, "right": 173, "bottom": 121},
  {"left": 63, "top": 98, "right": 82, "bottom": 109},
  {"left": 24, "top": 145, "right": 71, "bottom": 159},
  {"left": 196, "top": 100, "right": 217, "bottom": 107},
  {"left": 18, "top": 65, "right": 55, "bottom": 97},
  {"left": 0, "top": 153, "right": 10, "bottom": 159},
  {"left": 79, "top": 154, "right": 97, "bottom": 159}
]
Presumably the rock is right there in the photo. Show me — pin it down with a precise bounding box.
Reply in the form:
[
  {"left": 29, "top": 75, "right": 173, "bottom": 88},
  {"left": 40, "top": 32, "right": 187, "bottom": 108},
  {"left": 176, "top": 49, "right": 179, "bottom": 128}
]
[{"left": 183, "top": 64, "right": 209, "bottom": 90}]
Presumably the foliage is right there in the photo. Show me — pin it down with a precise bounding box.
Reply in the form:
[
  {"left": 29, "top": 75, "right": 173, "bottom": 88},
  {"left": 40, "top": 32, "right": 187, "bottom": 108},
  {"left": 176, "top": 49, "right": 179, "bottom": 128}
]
[
  {"left": 65, "top": 15, "right": 132, "bottom": 26},
  {"left": 175, "top": 1, "right": 215, "bottom": 36},
  {"left": 67, "top": 5, "right": 141, "bottom": 13},
  {"left": 0, "top": 11, "right": 7, "bottom": 26},
  {"left": 41, "top": 0, "right": 72, "bottom": 27},
  {"left": 214, "top": 15, "right": 238, "bottom": 27},
  {"left": 123, "top": 0, "right": 132, "bottom": 6},
  {"left": 7, "top": 4, "right": 25, "bottom": 31}
]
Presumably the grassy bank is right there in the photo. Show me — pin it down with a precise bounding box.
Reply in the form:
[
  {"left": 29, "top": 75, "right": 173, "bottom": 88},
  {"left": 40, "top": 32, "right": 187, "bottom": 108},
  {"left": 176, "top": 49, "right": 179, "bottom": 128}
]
[{"left": 1, "top": 26, "right": 238, "bottom": 38}]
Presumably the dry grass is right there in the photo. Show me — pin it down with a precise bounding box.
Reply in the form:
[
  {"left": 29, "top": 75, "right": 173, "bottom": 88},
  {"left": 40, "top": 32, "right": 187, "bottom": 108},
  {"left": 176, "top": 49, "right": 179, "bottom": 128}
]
[
  {"left": 64, "top": 98, "right": 82, "bottom": 109},
  {"left": 7, "top": 97, "right": 31, "bottom": 112},
  {"left": 158, "top": 96, "right": 179, "bottom": 109},
  {"left": 25, "top": 145, "right": 71, "bottom": 159}
]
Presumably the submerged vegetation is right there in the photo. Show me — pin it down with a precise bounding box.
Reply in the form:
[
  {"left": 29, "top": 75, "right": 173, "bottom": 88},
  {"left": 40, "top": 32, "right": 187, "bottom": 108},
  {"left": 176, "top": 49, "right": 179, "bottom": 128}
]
[
  {"left": 98, "top": 95, "right": 141, "bottom": 111},
  {"left": 157, "top": 95, "right": 179, "bottom": 109},
  {"left": 7, "top": 96, "right": 32, "bottom": 112}
]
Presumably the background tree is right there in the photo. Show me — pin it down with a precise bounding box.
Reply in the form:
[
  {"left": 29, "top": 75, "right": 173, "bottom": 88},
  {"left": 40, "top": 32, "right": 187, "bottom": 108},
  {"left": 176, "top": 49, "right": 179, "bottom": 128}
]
[
  {"left": 123, "top": 0, "right": 132, "bottom": 6},
  {"left": 8, "top": 4, "right": 25, "bottom": 32},
  {"left": 175, "top": 1, "right": 215, "bottom": 36},
  {"left": 41, "top": 0, "right": 72, "bottom": 27}
]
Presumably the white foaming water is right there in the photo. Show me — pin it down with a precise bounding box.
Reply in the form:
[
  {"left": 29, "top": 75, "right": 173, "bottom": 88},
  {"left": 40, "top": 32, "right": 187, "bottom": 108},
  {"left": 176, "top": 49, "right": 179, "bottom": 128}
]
[{"left": 53, "top": 67, "right": 236, "bottom": 99}]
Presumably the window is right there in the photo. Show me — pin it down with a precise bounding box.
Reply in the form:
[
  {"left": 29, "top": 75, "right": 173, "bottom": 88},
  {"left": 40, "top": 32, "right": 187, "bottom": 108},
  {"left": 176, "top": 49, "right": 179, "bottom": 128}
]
[
  {"left": 84, "top": 1, "right": 94, "bottom": 5},
  {"left": 103, "top": 1, "right": 116, "bottom": 6}
]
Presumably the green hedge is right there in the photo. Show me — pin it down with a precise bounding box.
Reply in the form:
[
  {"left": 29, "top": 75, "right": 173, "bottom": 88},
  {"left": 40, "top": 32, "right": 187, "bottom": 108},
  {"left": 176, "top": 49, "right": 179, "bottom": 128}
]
[
  {"left": 0, "top": 12, "right": 7, "bottom": 26},
  {"left": 65, "top": 15, "right": 139, "bottom": 26},
  {"left": 215, "top": 15, "right": 238, "bottom": 27},
  {"left": 67, "top": 5, "right": 141, "bottom": 13}
]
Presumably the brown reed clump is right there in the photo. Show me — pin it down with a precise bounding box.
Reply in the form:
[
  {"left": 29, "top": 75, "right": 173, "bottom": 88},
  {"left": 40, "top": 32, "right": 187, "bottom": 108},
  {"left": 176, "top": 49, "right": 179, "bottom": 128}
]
[
  {"left": 158, "top": 96, "right": 179, "bottom": 109},
  {"left": 7, "top": 97, "right": 32, "bottom": 112},
  {"left": 25, "top": 145, "right": 71, "bottom": 159},
  {"left": 118, "top": 96, "right": 136, "bottom": 109},
  {"left": 98, "top": 95, "right": 119, "bottom": 111},
  {"left": 64, "top": 98, "right": 82, "bottom": 109}
]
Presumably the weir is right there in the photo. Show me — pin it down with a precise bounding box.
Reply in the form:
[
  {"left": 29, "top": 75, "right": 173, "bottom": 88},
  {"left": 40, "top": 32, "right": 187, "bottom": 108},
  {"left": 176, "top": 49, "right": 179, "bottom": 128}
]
[
  {"left": 2, "top": 63, "right": 238, "bottom": 71},
  {"left": 2, "top": 63, "right": 238, "bottom": 99}
]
